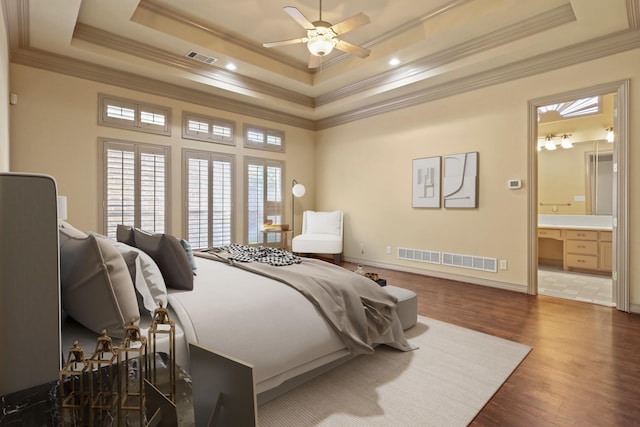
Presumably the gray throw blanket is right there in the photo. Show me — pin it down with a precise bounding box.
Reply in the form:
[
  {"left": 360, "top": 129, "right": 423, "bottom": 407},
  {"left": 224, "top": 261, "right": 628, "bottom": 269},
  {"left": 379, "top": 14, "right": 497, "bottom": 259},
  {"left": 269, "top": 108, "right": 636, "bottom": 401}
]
[{"left": 195, "top": 249, "right": 414, "bottom": 355}]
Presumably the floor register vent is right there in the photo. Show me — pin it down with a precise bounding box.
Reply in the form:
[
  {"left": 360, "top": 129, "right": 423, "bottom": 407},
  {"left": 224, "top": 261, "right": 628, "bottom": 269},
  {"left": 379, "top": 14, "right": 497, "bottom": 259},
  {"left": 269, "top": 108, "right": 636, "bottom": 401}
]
[
  {"left": 442, "top": 252, "right": 497, "bottom": 273},
  {"left": 397, "top": 247, "right": 441, "bottom": 264},
  {"left": 397, "top": 247, "right": 497, "bottom": 273}
]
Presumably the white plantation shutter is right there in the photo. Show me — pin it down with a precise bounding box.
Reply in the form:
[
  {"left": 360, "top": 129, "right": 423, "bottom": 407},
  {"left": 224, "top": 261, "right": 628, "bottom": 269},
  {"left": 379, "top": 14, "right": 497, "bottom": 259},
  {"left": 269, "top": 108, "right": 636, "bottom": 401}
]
[
  {"left": 139, "top": 152, "right": 166, "bottom": 232},
  {"left": 105, "top": 148, "right": 135, "bottom": 237},
  {"left": 101, "top": 139, "right": 170, "bottom": 238},
  {"left": 246, "top": 158, "right": 283, "bottom": 245},
  {"left": 187, "top": 157, "right": 209, "bottom": 249},
  {"left": 212, "top": 159, "right": 233, "bottom": 246},
  {"left": 183, "top": 150, "right": 234, "bottom": 249}
]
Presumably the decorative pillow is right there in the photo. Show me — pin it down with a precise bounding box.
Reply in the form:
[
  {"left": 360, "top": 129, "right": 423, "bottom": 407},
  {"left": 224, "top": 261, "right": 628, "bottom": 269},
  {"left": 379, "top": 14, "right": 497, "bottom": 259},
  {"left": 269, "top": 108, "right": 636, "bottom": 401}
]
[
  {"left": 90, "top": 233, "right": 169, "bottom": 315},
  {"left": 306, "top": 210, "right": 342, "bottom": 235},
  {"left": 180, "top": 238, "right": 198, "bottom": 276},
  {"left": 132, "top": 229, "right": 194, "bottom": 290},
  {"left": 116, "top": 224, "right": 135, "bottom": 246},
  {"left": 59, "top": 228, "right": 140, "bottom": 338},
  {"left": 59, "top": 220, "right": 88, "bottom": 238}
]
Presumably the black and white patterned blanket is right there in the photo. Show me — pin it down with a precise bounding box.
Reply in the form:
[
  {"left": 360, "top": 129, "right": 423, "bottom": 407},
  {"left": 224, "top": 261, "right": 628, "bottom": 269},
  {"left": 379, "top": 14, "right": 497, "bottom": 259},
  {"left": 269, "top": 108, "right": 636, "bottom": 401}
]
[{"left": 220, "top": 244, "right": 302, "bottom": 266}]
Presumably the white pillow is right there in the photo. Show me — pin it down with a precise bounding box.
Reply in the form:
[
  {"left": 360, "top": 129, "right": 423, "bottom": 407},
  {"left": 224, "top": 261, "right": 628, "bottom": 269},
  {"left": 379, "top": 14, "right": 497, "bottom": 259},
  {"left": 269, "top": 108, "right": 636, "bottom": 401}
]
[
  {"left": 89, "top": 234, "right": 168, "bottom": 315},
  {"left": 306, "top": 210, "right": 342, "bottom": 235},
  {"left": 115, "top": 242, "right": 168, "bottom": 314}
]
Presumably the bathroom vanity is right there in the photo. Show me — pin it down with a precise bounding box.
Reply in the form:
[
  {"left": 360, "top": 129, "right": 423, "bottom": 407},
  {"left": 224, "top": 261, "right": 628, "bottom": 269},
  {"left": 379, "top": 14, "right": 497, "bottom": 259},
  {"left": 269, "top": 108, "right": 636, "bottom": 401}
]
[{"left": 538, "top": 215, "right": 613, "bottom": 275}]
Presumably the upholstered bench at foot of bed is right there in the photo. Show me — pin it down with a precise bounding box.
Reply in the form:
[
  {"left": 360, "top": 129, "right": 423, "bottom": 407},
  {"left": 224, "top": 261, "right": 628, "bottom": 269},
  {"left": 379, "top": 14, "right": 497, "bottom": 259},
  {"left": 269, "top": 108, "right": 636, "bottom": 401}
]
[{"left": 384, "top": 285, "right": 418, "bottom": 330}]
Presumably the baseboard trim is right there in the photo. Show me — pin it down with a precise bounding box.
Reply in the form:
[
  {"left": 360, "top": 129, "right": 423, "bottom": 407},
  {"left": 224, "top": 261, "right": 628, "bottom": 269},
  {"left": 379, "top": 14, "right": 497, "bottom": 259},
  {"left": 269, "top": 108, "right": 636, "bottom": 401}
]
[
  {"left": 343, "top": 257, "right": 528, "bottom": 294},
  {"left": 629, "top": 303, "right": 640, "bottom": 314}
]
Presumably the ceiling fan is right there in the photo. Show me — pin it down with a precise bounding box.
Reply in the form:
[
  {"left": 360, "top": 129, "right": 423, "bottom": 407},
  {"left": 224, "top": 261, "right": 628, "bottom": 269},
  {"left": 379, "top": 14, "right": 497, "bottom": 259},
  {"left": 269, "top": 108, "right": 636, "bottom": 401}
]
[{"left": 263, "top": 0, "right": 371, "bottom": 68}]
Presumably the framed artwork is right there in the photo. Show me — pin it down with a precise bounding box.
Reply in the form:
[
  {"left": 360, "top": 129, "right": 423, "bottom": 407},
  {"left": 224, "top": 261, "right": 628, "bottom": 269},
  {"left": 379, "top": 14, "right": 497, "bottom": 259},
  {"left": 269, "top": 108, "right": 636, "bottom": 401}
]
[
  {"left": 412, "top": 156, "right": 441, "bottom": 208},
  {"left": 443, "top": 152, "right": 478, "bottom": 208}
]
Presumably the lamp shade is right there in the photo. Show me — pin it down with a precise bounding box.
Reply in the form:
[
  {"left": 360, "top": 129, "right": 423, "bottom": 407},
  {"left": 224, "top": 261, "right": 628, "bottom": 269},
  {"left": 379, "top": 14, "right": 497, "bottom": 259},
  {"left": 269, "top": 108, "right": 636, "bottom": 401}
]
[
  {"left": 57, "top": 196, "right": 68, "bottom": 220},
  {"left": 292, "top": 183, "right": 306, "bottom": 198}
]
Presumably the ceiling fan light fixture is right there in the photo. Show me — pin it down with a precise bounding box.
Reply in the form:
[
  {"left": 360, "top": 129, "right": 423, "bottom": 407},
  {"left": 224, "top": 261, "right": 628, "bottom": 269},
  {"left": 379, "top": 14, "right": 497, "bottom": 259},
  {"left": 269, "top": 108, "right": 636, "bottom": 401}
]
[{"left": 307, "top": 28, "right": 337, "bottom": 56}]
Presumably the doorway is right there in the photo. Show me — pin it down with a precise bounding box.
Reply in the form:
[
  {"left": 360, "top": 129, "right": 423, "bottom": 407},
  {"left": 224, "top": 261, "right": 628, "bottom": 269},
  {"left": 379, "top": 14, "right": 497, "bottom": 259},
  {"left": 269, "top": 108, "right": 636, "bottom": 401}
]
[{"left": 527, "top": 81, "right": 629, "bottom": 312}]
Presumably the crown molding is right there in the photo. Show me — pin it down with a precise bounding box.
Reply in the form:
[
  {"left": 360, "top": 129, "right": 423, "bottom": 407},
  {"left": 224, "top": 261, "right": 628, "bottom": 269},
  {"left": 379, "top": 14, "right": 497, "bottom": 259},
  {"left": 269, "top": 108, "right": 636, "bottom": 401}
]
[
  {"left": 316, "top": 28, "right": 640, "bottom": 129},
  {"left": 315, "top": 3, "right": 576, "bottom": 106},
  {"left": 628, "top": 0, "right": 640, "bottom": 29},
  {"left": 10, "top": 47, "right": 316, "bottom": 130},
  {"left": 72, "top": 23, "right": 315, "bottom": 109},
  {"left": 2, "top": 0, "right": 28, "bottom": 51},
  {"left": 6, "top": 1, "right": 640, "bottom": 131},
  {"left": 135, "top": 0, "right": 309, "bottom": 73}
]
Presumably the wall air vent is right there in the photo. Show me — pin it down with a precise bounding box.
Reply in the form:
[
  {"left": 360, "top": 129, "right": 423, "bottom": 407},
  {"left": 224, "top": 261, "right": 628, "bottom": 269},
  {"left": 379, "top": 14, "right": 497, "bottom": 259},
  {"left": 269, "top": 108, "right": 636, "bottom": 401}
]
[
  {"left": 185, "top": 50, "right": 218, "bottom": 65},
  {"left": 441, "top": 252, "right": 497, "bottom": 273},
  {"left": 397, "top": 247, "right": 441, "bottom": 264}
]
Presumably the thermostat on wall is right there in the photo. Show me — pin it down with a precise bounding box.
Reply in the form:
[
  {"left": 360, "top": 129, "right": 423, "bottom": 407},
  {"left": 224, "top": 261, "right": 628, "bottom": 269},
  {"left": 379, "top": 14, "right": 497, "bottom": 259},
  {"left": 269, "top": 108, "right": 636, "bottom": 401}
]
[{"left": 508, "top": 179, "right": 522, "bottom": 189}]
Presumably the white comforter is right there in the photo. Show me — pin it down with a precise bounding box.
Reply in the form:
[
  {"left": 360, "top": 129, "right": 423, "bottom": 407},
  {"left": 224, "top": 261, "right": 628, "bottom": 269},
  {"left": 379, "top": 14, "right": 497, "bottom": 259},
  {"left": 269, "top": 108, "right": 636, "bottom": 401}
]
[{"left": 168, "top": 256, "right": 350, "bottom": 394}]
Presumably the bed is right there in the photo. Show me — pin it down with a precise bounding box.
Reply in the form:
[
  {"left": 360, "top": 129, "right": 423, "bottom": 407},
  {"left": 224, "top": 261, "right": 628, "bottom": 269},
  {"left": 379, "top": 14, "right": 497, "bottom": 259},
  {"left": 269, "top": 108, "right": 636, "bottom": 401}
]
[{"left": 59, "top": 224, "right": 414, "bottom": 404}]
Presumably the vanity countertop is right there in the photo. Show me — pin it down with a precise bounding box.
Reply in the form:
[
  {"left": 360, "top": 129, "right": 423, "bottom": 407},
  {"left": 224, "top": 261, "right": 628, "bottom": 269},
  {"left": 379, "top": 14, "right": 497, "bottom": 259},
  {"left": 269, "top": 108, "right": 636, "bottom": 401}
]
[{"left": 538, "top": 214, "right": 613, "bottom": 231}]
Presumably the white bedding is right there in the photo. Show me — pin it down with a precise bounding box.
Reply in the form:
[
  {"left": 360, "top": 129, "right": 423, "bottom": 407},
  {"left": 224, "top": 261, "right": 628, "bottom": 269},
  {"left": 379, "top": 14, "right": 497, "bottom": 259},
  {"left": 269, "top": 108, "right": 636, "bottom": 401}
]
[{"left": 168, "top": 256, "right": 350, "bottom": 394}]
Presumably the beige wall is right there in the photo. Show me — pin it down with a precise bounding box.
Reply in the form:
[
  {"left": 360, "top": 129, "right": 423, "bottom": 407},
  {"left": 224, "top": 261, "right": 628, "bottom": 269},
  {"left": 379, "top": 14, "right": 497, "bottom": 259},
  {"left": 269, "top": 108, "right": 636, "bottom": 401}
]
[
  {"left": 8, "top": 47, "right": 640, "bottom": 309},
  {"left": 316, "top": 48, "right": 640, "bottom": 306},
  {"left": 0, "top": 6, "right": 9, "bottom": 172},
  {"left": 8, "top": 65, "right": 316, "bottom": 240}
]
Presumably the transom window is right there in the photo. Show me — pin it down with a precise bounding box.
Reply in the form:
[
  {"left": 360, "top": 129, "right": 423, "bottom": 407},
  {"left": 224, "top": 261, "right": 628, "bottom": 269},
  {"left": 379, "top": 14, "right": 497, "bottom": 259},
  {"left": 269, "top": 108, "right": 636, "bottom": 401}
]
[
  {"left": 538, "top": 96, "right": 601, "bottom": 123},
  {"left": 183, "top": 112, "right": 235, "bottom": 145},
  {"left": 99, "top": 94, "right": 171, "bottom": 136},
  {"left": 244, "top": 124, "right": 285, "bottom": 152}
]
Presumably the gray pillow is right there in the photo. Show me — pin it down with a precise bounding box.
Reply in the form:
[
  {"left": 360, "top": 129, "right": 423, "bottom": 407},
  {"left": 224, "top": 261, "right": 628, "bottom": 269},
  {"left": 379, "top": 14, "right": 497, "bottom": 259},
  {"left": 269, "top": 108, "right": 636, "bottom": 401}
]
[
  {"left": 116, "top": 224, "right": 135, "bottom": 246},
  {"left": 133, "top": 229, "right": 194, "bottom": 290},
  {"left": 59, "top": 228, "right": 140, "bottom": 338}
]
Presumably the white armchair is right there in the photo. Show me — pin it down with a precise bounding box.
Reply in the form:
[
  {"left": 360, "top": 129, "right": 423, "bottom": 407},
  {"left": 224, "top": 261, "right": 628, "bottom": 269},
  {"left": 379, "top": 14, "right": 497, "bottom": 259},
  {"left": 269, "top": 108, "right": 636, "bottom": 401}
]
[{"left": 292, "top": 210, "right": 343, "bottom": 264}]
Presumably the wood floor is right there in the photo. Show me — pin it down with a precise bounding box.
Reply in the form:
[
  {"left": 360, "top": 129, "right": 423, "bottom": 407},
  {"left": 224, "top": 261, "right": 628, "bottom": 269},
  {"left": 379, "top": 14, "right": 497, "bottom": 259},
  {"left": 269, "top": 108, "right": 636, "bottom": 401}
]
[{"left": 343, "top": 262, "right": 640, "bottom": 426}]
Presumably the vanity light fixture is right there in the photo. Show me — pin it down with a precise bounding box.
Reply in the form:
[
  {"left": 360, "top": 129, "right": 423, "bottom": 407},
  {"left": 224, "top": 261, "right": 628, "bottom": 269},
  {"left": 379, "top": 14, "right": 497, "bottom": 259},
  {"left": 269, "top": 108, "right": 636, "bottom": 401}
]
[
  {"left": 606, "top": 127, "right": 614, "bottom": 143},
  {"left": 560, "top": 134, "right": 573, "bottom": 149},
  {"left": 544, "top": 135, "right": 557, "bottom": 151}
]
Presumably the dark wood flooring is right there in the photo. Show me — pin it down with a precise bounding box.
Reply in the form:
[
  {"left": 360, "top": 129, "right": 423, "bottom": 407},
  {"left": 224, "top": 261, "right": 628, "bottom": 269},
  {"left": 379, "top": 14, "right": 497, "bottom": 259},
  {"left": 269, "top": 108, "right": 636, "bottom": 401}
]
[{"left": 342, "top": 262, "right": 640, "bottom": 426}]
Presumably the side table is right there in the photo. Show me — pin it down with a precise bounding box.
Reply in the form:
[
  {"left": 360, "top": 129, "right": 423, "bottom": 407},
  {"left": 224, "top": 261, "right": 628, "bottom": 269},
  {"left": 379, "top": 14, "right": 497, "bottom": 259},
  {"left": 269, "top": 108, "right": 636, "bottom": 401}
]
[{"left": 261, "top": 229, "right": 292, "bottom": 251}]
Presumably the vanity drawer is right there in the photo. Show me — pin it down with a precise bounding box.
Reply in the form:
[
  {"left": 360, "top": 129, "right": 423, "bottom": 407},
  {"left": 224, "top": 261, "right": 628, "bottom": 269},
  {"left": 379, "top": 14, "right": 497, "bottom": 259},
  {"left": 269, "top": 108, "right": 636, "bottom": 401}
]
[
  {"left": 566, "top": 254, "right": 598, "bottom": 270},
  {"left": 538, "top": 228, "right": 562, "bottom": 239},
  {"left": 566, "top": 239, "right": 598, "bottom": 255},
  {"left": 565, "top": 230, "right": 598, "bottom": 241}
]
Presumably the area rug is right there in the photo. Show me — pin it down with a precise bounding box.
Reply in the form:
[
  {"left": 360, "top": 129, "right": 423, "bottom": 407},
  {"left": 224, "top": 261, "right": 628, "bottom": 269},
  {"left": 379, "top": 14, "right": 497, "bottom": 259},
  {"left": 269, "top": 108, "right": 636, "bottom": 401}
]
[{"left": 258, "top": 315, "right": 531, "bottom": 426}]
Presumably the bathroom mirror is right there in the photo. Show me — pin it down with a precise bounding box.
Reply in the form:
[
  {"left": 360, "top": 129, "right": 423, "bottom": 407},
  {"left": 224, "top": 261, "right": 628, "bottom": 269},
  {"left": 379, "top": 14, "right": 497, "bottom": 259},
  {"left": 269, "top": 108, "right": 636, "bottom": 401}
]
[{"left": 537, "top": 93, "right": 615, "bottom": 216}]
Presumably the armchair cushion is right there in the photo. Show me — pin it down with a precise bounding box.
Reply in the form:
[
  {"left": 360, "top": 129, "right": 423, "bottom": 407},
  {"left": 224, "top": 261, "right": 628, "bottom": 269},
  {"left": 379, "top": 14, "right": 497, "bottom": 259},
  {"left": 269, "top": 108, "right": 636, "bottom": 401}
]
[{"left": 305, "top": 210, "right": 342, "bottom": 235}]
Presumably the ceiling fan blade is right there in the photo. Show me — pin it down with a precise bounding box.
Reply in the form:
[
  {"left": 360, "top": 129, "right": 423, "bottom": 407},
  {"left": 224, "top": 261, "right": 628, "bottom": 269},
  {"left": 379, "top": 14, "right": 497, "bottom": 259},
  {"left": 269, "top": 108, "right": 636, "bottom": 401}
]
[
  {"left": 330, "top": 12, "right": 370, "bottom": 35},
  {"left": 263, "top": 38, "right": 306, "bottom": 48},
  {"left": 283, "top": 6, "right": 316, "bottom": 30},
  {"left": 335, "top": 40, "right": 370, "bottom": 58},
  {"left": 308, "top": 54, "right": 322, "bottom": 69}
]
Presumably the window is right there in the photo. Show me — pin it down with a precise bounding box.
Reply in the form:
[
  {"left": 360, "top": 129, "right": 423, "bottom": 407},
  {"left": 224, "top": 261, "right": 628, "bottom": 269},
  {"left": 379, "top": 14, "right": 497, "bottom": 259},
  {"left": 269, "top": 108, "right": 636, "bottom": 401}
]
[
  {"left": 183, "top": 149, "right": 235, "bottom": 249},
  {"left": 99, "top": 94, "right": 171, "bottom": 136},
  {"left": 183, "top": 112, "right": 235, "bottom": 145},
  {"left": 245, "top": 157, "right": 283, "bottom": 245},
  {"left": 100, "top": 138, "right": 170, "bottom": 238},
  {"left": 244, "top": 124, "right": 285, "bottom": 152}
]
